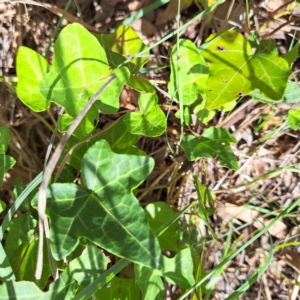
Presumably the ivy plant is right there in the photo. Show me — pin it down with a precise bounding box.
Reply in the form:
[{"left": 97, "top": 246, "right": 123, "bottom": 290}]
[{"left": 0, "top": 11, "right": 298, "bottom": 299}]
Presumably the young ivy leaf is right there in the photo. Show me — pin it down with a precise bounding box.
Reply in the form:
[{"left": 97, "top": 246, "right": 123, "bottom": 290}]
[
  {"left": 123, "top": 93, "right": 167, "bottom": 137},
  {"left": 200, "top": 29, "right": 291, "bottom": 110},
  {"left": 181, "top": 127, "right": 238, "bottom": 170},
  {"left": 168, "top": 39, "right": 209, "bottom": 105},
  {"left": 35, "top": 140, "right": 162, "bottom": 270},
  {"left": 39, "top": 23, "right": 129, "bottom": 117}
]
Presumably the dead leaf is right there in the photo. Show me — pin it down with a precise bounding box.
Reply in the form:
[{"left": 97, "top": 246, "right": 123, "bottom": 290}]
[
  {"left": 156, "top": 0, "right": 192, "bottom": 25},
  {"left": 216, "top": 202, "right": 288, "bottom": 239}
]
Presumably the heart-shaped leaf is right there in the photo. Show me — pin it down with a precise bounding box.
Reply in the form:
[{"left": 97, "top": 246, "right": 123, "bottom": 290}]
[
  {"left": 200, "top": 30, "right": 291, "bottom": 109},
  {"left": 41, "top": 140, "right": 162, "bottom": 270},
  {"left": 123, "top": 93, "right": 166, "bottom": 137},
  {"left": 181, "top": 127, "right": 238, "bottom": 170}
]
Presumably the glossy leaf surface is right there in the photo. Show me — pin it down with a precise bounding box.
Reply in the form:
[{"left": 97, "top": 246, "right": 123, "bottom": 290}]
[
  {"left": 41, "top": 140, "right": 162, "bottom": 270},
  {"left": 123, "top": 93, "right": 166, "bottom": 136},
  {"left": 168, "top": 39, "right": 209, "bottom": 105},
  {"left": 201, "top": 30, "right": 290, "bottom": 109}
]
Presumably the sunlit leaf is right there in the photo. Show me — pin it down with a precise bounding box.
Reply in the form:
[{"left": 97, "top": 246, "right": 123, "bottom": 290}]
[
  {"left": 34, "top": 140, "right": 162, "bottom": 270},
  {"left": 145, "top": 202, "right": 179, "bottom": 251},
  {"left": 95, "top": 25, "right": 149, "bottom": 73},
  {"left": 123, "top": 93, "right": 166, "bottom": 137},
  {"left": 200, "top": 30, "right": 290, "bottom": 109},
  {"left": 16, "top": 46, "right": 51, "bottom": 112},
  {"left": 163, "top": 248, "right": 195, "bottom": 289},
  {"left": 168, "top": 39, "right": 209, "bottom": 105}
]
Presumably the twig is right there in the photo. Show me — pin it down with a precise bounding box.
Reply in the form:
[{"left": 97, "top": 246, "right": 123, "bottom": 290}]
[{"left": 35, "top": 74, "right": 117, "bottom": 281}]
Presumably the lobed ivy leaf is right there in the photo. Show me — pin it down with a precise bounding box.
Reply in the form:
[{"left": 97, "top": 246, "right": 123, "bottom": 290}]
[
  {"left": 16, "top": 46, "right": 51, "bottom": 112},
  {"left": 123, "top": 93, "right": 166, "bottom": 137},
  {"left": 200, "top": 30, "right": 291, "bottom": 110},
  {"left": 39, "top": 140, "right": 162, "bottom": 270},
  {"left": 181, "top": 127, "right": 238, "bottom": 170},
  {"left": 95, "top": 25, "right": 149, "bottom": 73},
  {"left": 168, "top": 39, "right": 209, "bottom": 105},
  {"left": 39, "top": 23, "right": 129, "bottom": 118},
  {"left": 65, "top": 118, "right": 141, "bottom": 169}
]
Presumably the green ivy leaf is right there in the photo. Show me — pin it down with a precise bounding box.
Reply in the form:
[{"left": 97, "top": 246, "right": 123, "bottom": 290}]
[
  {"left": 181, "top": 127, "right": 238, "bottom": 170},
  {"left": 135, "top": 264, "right": 165, "bottom": 300},
  {"left": 287, "top": 108, "right": 300, "bottom": 130},
  {"left": 16, "top": 46, "right": 51, "bottom": 112},
  {"left": 252, "top": 81, "right": 300, "bottom": 104},
  {"left": 193, "top": 99, "right": 215, "bottom": 124},
  {"left": 163, "top": 248, "right": 195, "bottom": 289},
  {"left": 201, "top": 30, "right": 290, "bottom": 109},
  {"left": 9, "top": 239, "right": 51, "bottom": 290},
  {"left": 168, "top": 39, "right": 209, "bottom": 105},
  {"left": 95, "top": 25, "right": 149, "bottom": 73},
  {"left": 145, "top": 202, "right": 179, "bottom": 252},
  {"left": 65, "top": 118, "right": 140, "bottom": 169},
  {"left": 62, "top": 245, "right": 110, "bottom": 288},
  {"left": 39, "top": 140, "right": 162, "bottom": 270},
  {"left": 0, "top": 126, "right": 9, "bottom": 154},
  {"left": 39, "top": 23, "right": 128, "bottom": 117},
  {"left": 123, "top": 93, "right": 166, "bottom": 137},
  {"left": 95, "top": 277, "right": 140, "bottom": 299},
  {"left": 58, "top": 106, "right": 98, "bottom": 139},
  {"left": 0, "top": 278, "right": 76, "bottom": 299},
  {"left": 127, "top": 75, "right": 155, "bottom": 93},
  {"left": 5, "top": 213, "right": 36, "bottom": 260}
]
